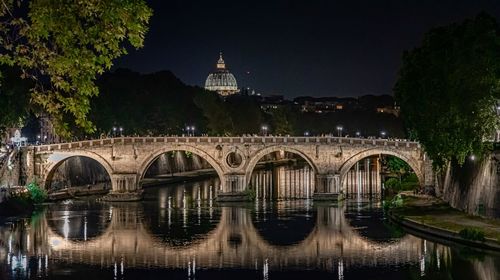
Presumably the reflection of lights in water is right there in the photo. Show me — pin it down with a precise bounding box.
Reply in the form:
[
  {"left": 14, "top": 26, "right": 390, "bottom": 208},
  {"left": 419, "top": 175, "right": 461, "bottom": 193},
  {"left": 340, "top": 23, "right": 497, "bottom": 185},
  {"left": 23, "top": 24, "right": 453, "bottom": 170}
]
[
  {"left": 27, "top": 234, "right": 30, "bottom": 251},
  {"left": 45, "top": 254, "right": 48, "bottom": 272},
  {"left": 420, "top": 255, "right": 426, "bottom": 276},
  {"left": 193, "top": 258, "right": 196, "bottom": 276},
  {"left": 8, "top": 234, "right": 12, "bottom": 253},
  {"left": 109, "top": 206, "right": 113, "bottom": 220},
  {"left": 263, "top": 258, "right": 269, "bottom": 280},
  {"left": 11, "top": 255, "right": 17, "bottom": 271},
  {"left": 197, "top": 188, "right": 201, "bottom": 225},
  {"left": 188, "top": 260, "right": 191, "bottom": 277},
  {"left": 263, "top": 200, "right": 267, "bottom": 221},
  {"left": 84, "top": 216, "right": 88, "bottom": 241},
  {"left": 114, "top": 261, "right": 117, "bottom": 280},
  {"left": 437, "top": 249, "right": 440, "bottom": 269},
  {"left": 183, "top": 190, "right": 188, "bottom": 227},
  {"left": 120, "top": 257, "right": 124, "bottom": 275},
  {"left": 424, "top": 240, "right": 427, "bottom": 255},
  {"left": 168, "top": 196, "right": 172, "bottom": 227},
  {"left": 338, "top": 259, "right": 344, "bottom": 280},
  {"left": 160, "top": 189, "right": 167, "bottom": 208},
  {"left": 63, "top": 210, "right": 70, "bottom": 240},
  {"left": 209, "top": 186, "right": 213, "bottom": 219}
]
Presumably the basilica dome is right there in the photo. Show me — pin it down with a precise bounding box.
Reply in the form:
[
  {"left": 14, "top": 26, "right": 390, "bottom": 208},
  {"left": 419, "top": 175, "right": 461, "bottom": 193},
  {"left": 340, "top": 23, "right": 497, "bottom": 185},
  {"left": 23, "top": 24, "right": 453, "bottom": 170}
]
[{"left": 205, "top": 53, "right": 239, "bottom": 96}]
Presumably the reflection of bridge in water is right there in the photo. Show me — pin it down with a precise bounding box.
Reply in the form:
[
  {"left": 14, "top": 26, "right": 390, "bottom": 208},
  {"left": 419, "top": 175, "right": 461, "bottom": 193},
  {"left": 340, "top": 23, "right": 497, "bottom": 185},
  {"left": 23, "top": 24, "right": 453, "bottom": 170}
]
[{"left": 3, "top": 203, "right": 441, "bottom": 274}]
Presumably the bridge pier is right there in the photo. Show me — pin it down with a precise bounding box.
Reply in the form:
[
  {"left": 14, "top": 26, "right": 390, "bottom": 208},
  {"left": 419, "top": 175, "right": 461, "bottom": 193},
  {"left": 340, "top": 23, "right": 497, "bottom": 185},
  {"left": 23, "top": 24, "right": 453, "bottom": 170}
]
[
  {"left": 101, "top": 173, "right": 143, "bottom": 202},
  {"left": 313, "top": 174, "right": 344, "bottom": 201},
  {"left": 216, "top": 174, "right": 251, "bottom": 202}
]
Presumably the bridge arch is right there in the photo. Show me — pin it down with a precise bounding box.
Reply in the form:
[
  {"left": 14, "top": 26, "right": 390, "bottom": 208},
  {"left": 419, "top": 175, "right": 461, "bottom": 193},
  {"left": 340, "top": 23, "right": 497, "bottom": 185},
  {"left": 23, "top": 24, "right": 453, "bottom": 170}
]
[
  {"left": 137, "top": 144, "right": 226, "bottom": 188},
  {"left": 244, "top": 145, "right": 318, "bottom": 185},
  {"left": 339, "top": 148, "right": 423, "bottom": 189},
  {"left": 43, "top": 151, "right": 114, "bottom": 191}
]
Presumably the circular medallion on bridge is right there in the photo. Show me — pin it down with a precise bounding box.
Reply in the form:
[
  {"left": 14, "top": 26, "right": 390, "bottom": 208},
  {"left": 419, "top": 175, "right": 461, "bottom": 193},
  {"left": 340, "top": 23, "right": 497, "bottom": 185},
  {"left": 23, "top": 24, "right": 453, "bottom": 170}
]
[{"left": 226, "top": 151, "right": 243, "bottom": 168}]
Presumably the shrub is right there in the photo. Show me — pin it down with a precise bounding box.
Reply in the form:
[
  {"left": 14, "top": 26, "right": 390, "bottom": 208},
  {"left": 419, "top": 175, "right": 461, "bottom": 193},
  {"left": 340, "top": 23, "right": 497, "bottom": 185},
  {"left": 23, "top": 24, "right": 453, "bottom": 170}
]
[
  {"left": 384, "top": 194, "right": 404, "bottom": 210},
  {"left": 244, "top": 188, "right": 256, "bottom": 201},
  {"left": 385, "top": 178, "right": 401, "bottom": 191},
  {"left": 26, "top": 182, "right": 47, "bottom": 204},
  {"left": 459, "top": 227, "right": 486, "bottom": 242}
]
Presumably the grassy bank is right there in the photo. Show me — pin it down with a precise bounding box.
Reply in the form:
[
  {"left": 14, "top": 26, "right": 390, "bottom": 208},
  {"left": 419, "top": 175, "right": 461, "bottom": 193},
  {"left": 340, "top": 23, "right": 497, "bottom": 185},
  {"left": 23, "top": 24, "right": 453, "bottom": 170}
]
[
  {"left": 0, "top": 182, "right": 47, "bottom": 218},
  {"left": 388, "top": 193, "right": 500, "bottom": 246}
]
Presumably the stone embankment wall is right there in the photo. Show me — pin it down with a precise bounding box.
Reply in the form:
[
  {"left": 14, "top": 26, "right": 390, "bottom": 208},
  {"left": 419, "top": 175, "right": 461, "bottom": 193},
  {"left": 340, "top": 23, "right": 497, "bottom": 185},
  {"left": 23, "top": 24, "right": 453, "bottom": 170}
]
[{"left": 440, "top": 151, "right": 500, "bottom": 219}]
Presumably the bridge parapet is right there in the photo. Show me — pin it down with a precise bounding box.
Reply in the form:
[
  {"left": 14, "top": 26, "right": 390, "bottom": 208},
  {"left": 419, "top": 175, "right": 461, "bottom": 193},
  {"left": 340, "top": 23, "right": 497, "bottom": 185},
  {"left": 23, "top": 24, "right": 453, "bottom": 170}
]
[
  {"left": 32, "top": 136, "right": 421, "bottom": 153},
  {"left": 28, "top": 136, "right": 430, "bottom": 202}
]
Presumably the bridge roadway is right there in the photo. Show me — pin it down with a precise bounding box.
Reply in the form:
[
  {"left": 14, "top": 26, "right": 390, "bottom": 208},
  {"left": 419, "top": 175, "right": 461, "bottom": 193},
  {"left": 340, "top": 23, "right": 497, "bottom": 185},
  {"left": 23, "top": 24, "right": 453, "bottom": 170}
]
[
  {"left": 25, "top": 136, "right": 434, "bottom": 201},
  {"left": 2, "top": 203, "right": 443, "bottom": 273}
]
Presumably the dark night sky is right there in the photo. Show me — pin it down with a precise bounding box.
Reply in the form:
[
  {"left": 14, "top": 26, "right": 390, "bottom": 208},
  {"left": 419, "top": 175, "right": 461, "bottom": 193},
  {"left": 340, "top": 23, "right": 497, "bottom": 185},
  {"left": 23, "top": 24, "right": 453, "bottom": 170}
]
[{"left": 114, "top": 0, "right": 500, "bottom": 98}]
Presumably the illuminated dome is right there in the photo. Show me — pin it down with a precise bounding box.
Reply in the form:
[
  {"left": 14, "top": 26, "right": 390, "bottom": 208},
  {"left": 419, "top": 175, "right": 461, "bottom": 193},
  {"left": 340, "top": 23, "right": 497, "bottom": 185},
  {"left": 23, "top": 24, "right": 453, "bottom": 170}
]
[{"left": 205, "top": 52, "right": 239, "bottom": 96}]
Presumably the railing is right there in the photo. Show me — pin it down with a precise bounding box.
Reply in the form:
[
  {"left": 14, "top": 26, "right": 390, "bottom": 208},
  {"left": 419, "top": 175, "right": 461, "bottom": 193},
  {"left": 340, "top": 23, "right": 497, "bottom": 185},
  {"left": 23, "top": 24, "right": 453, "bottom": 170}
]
[{"left": 31, "top": 136, "right": 421, "bottom": 152}]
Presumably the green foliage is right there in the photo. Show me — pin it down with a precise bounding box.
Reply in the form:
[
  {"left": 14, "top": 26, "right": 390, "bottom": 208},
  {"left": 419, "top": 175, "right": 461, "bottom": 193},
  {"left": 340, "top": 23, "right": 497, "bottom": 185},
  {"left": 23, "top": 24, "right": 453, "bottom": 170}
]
[
  {"left": 270, "top": 106, "right": 295, "bottom": 135},
  {"left": 244, "top": 187, "right": 256, "bottom": 201},
  {"left": 226, "top": 94, "right": 264, "bottom": 135},
  {"left": 26, "top": 181, "right": 47, "bottom": 204},
  {"left": 389, "top": 194, "right": 404, "bottom": 208},
  {"left": 0, "top": 66, "right": 31, "bottom": 133},
  {"left": 394, "top": 13, "right": 500, "bottom": 169},
  {"left": 193, "top": 90, "right": 233, "bottom": 135},
  {"left": 387, "top": 156, "right": 412, "bottom": 174},
  {"left": 0, "top": 0, "right": 152, "bottom": 138},
  {"left": 91, "top": 70, "right": 207, "bottom": 136},
  {"left": 385, "top": 177, "right": 401, "bottom": 191},
  {"left": 400, "top": 173, "right": 420, "bottom": 190},
  {"left": 459, "top": 227, "right": 486, "bottom": 242}
]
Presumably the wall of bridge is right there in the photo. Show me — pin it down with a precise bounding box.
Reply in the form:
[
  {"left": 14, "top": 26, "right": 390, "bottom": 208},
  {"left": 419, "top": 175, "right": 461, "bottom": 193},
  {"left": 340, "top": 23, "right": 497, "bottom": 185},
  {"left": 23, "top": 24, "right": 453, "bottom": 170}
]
[{"left": 27, "top": 137, "right": 432, "bottom": 197}]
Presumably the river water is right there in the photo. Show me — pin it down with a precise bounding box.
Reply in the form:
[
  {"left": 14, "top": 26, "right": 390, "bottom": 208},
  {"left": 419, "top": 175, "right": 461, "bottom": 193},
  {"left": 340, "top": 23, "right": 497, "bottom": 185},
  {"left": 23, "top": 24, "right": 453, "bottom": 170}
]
[{"left": 1, "top": 175, "right": 500, "bottom": 279}]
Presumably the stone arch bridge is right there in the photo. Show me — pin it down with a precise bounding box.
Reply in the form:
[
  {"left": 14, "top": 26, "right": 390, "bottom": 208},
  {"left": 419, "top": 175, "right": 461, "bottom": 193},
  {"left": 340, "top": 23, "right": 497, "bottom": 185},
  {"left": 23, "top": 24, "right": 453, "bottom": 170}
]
[{"left": 25, "top": 136, "right": 433, "bottom": 200}]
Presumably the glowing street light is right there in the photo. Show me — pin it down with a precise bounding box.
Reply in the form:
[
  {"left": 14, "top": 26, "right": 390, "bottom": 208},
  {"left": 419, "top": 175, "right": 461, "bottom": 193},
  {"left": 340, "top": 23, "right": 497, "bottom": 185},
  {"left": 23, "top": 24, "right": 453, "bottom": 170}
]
[
  {"left": 380, "top": 131, "right": 386, "bottom": 138},
  {"left": 355, "top": 131, "right": 361, "bottom": 137},
  {"left": 112, "top": 126, "right": 117, "bottom": 137},
  {"left": 186, "top": 125, "right": 196, "bottom": 136},
  {"left": 119, "top": 127, "right": 123, "bottom": 136},
  {"left": 470, "top": 154, "right": 476, "bottom": 161},
  {"left": 261, "top": 125, "right": 268, "bottom": 136},
  {"left": 336, "top": 125, "right": 343, "bottom": 137},
  {"left": 304, "top": 131, "right": 310, "bottom": 137}
]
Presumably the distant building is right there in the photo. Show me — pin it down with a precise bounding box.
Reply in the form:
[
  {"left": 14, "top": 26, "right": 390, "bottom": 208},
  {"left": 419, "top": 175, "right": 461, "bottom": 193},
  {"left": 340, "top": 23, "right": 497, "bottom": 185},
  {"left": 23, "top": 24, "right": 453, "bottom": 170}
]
[
  {"left": 205, "top": 52, "right": 239, "bottom": 96},
  {"left": 259, "top": 95, "right": 293, "bottom": 112},
  {"left": 294, "top": 97, "right": 349, "bottom": 113},
  {"left": 376, "top": 106, "right": 400, "bottom": 117}
]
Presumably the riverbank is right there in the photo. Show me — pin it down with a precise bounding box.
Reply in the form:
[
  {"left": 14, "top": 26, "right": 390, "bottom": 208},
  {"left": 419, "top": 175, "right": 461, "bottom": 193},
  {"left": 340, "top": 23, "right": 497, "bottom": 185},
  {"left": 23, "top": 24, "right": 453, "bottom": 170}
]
[{"left": 388, "top": 193, "right": 500, "bottom": 251}]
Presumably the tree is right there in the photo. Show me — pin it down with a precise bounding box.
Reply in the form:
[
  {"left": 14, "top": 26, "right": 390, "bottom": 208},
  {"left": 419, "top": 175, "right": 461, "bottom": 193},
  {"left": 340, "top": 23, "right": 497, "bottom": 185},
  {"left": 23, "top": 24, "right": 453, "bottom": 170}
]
[
  {"left": 0, "top": 66, "right": 31, "bottom": 133},
  {"left": 271, "top": 106, "right": 295, "bottom": 135},
  {"left": 193, "top": 91, "right": 233, "bottom": 135},
  {"left": 0, "top": 0, "right": 152, "bottom": 138},
  {"left": 394, "top": 13, "right": 500, "bottom": 168}
]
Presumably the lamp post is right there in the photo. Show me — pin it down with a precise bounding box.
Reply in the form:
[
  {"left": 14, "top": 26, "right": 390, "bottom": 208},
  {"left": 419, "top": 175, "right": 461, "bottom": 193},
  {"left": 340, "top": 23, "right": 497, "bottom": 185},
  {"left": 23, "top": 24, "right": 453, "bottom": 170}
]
[
  {"left": 112, "top": 126, "right": 117, "bottom": 137},
  {"left": 336, "top": 125, "right": 343, "bottom": 137},
  {"left": 261, "top": 125, "right": 268, "bottom": 136},
  {"left": 119, "top": 127, "right": 123, "bottom": 137},
  {"left": 304, "top": 131, "right": 310, "bottom": 137},
  {"left": 355, "top": 131, "right": 361, "bottom": 138},
  {"left": 186, "top": 126, "right": 195, "bottom": 136},
  {"left": 380, "top": 131, "right": 386, "bottom": 139}
]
